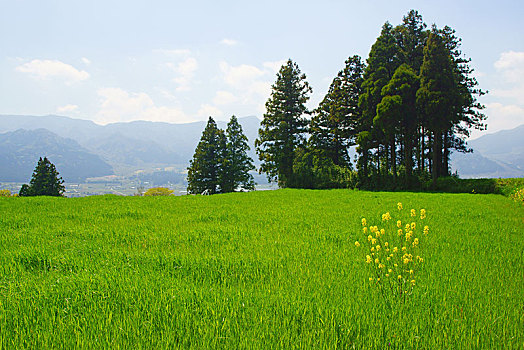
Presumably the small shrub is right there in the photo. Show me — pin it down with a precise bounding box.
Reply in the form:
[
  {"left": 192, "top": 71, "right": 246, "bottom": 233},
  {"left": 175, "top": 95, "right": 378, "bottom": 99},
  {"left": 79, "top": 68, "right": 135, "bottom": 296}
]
[
  {"left": 143, "top": 187, "right": 174, "bottom": 196},
  {"left": 0, "top": 189, "right": 12, "bottom": 197}
]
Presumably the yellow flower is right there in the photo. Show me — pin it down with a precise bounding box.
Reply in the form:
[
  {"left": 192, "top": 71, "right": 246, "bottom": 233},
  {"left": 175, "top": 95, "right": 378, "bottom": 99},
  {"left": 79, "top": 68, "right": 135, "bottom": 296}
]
[
  {"left": 385, "top": 274, "right": 389, "bottom": 277},
  {"left": 388, "top": 269, "right": 393, "bottom": 273},
  {"left": 376, "top": 245, "right": 381, "bottom": 251},
  {"left": 393, "top": 247, "right": 398, "bottom": 253},
  {"left": 397, "top": 220, "right": 402, "bottom": 228},
  {"left": 369, "top": 277, "right": 373, "bottom": 282},
  {"left": 375, "top": 258, "right": 379, "bottom": 264},
  {"left": 405, "top": 231, "right": 412, "bottom": 241},
  {"left": 398, "top": 275, "right": 402, "bottom": 279},
  {"left": 405, "top": 224, "right": 411, "bottom": 230},
  {"left": 363, "top": 227, "right": 368, "bottom": 234},
  {"left": 412, "top": 238, "right": 419, "bottom": 247},
  {"left": 420, "top": 209, "right": 426, "bottom": 219},
  {"left": 409, "top": 269, "right": 413, "bottom": 274},
  {"left": 380, "top": 228, "right": 385, "bottom": 236},
  {"left": 410, "top": 209, "right": 416, "bottom": 217},
  {"left": 397, "top": 202, "right": 403, "bottom": 210},
  {"left": 384, "top": 242, "right": 389, "bottom": 247},
  {"left": 367, "top": 235, "right": 373, "bottom": 242},
  {"left": 355, "top": 241, "right": 361, "bottom": 247},
  {"left": 411, "top": 280, "right": 415, "bottom": 285},
  {"left": 398, "top": 229, "right": 403, "bottom": 236},
  {"left": 403, "top": 258, "right": 410, "bottom": 264},
  {"left": 402, "top": 246, "right": 407, "bottom": 252},
  {"left": 394, "top": 263, "right": 398, "bottom": 267},
  {"left": 370, "top": 247, "right": 375, "bottom": 252},
  {"left": 411, "top": 222, "right": 416, "bottom": 230},
  {"left": 378, "top": 263, "right": 385, "bottom": 269},
  {"left": 371, "top": 238, "right": 377, "bottom": 245},
  {"left": 366, "top": 255, "right": 372, "bottom": 263},
  {"left": 362, "top": 218, "right": 367, "bottom": 227},
  {"left": 386, "top": 257, "right": 391, "bottom": 261}
]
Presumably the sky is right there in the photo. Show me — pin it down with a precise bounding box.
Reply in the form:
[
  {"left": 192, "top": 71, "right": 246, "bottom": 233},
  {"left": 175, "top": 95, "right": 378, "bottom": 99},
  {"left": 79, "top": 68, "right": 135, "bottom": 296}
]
[{"left": 1, "top": 0, "right": 523, "bottom": 139}]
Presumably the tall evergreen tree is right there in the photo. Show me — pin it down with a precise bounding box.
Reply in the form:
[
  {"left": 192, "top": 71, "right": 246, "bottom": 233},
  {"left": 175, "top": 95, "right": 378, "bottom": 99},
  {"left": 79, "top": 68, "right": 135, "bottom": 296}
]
[
  {"left": 221, "top": 116, "right": 255, "bottom": 192},
  {"left": 310, "top": 55, "right": 364, "bottom": 167},
  {"left": 417, "top": 31, "right": 459, "bottom": 182},
  {"left": 358, "top": 22, "right": 401, "bottom": 180},
  {"left": 255, "top": 59, "right": 311, "bottom": 187},
  {"left": 187, "top": 117, "right": 225, "bottom": 194},
  {"left": 376, "top": 64, "right": 420, "bottom": 179},
  {"left": 19, "top": 157, "right": 65, "bottom": 196}
]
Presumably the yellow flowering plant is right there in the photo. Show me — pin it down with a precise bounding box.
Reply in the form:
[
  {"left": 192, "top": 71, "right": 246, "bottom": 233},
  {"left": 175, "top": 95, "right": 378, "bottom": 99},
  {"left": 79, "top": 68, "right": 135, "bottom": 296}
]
[{"left": 354, "top": 203, "right": 428, "bottom": 306}]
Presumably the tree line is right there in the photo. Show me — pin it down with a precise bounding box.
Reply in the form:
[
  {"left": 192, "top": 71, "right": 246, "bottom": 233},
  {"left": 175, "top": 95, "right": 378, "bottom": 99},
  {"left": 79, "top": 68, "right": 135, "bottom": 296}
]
[
  {"left": 187, "top": 10, "right": 486, "bottom": 193},
  {"left": 255, "top": 10, "right": 486, "bottom": 190}
]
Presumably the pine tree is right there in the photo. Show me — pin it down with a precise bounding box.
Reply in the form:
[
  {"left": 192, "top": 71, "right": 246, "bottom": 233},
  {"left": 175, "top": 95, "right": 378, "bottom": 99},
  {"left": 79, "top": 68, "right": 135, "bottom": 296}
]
[
  {"left": 376, "top": 64, "right": 420, "bottom": 179},
  {"left": 221, "top": 116, "right": 255, "bottom": 192},
  {"left": 255, "top": 59, "right": 311, "bottom": 187},
  {"left": 19, "top": 157, "right": 65, "bottom": 196},
  {"left": 417, "top": 31, "right": 459, "bottom": 182},
  {"left": 187, "top": 117, "right": 225, "bottom": 194},
  {"left": 310, "top": 55, "right": 364, "bottom": 167},
  {"left": 358, "top": 22, "right": 401, "bottom": 180}
]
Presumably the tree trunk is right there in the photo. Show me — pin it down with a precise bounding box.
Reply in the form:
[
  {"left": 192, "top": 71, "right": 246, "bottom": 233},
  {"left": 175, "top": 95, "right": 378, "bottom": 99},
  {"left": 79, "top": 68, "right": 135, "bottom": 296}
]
[{"left": 432, "top": 130, "right": 442, "bottom": 184}]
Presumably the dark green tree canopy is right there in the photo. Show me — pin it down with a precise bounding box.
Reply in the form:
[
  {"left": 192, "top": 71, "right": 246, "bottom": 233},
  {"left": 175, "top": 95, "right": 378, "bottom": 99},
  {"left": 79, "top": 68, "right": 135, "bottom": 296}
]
[
  {"left": 222, "top": 115, "right": 255, "bottom": 192},
  {"left": 19, "top": 157, "right": 65, "bottom": 197},
  {"left": 187, "top": 117, "right": 225, "bottom": 195},
  {"left": 310, "top": 55, "right": 364, "bottom": 167},
  {"left": 255, "top": 59, "right": 312, "bottom": 187},
  {"left": 188, "top": 116, "right": 255, "bottom": 194}
]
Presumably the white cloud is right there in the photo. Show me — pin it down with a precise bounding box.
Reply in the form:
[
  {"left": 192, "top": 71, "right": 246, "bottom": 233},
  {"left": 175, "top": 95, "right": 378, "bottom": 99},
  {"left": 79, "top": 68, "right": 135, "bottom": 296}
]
[
  {"left": 220, "top": 38, "right": 238, "bottom": 46},
  {"left": 57, "top": 104, "right": 79, "bottom": 113},
  {"left": 484, "top": 102, "right": 524, "bottom": 131},
  {"left": 472, "top": 50, "right": 524, "bottom": 139},
  {"left": 492, "top": 51, "right": 524, "bottom": 103},
  {"left": 16, "top": 59, "right": 89, "bottom": 83},
  {"left": 95, "top": 87, "right": 192, "bottom": 124},
  {"left": 167, "top": 57, "right": 198, "bottom": 91},
  {"left": 263, "top": 60, "right": 286, "bottom": 74},
  {"left": 218, "top": 61, "right": 276, "bottom": 109},
  {"left": 197, "top": 104, "right": 223, "bottom": 118},
  {"left": 81, "top": 57, "right": 91, "bottom": 65},
  {"left": 220, "top": 61, "right": 265, "bottom": 88},
  {"left": 213, "top": 90, "right": 238, "bottom": 105}
]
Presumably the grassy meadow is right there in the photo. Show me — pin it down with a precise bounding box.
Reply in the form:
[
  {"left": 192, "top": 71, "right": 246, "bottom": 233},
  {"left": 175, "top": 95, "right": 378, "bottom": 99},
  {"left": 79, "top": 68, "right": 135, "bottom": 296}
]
[{"left": 0, "top": 189, "right": 523, "bottom": 348}]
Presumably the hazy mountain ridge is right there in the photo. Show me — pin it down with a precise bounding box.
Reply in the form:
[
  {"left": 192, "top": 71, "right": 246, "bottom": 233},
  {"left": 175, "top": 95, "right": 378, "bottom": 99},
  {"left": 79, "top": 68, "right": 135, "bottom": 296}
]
[
  {"left": 0, "top": 115, "right": 261, "bottom": 181},
  {"left": 0, "top": 114, "right": 522, "bottom": 181},
  {"left": 0, "top": 128, "right": 113, "bottom": 182},
  {"left": 451, "top": 124, "right": 524, "bottom": 178}
]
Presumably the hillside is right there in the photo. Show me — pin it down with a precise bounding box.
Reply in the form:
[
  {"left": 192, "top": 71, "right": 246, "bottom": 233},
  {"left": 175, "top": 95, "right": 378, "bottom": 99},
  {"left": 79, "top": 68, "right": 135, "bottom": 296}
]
[
  {"left": 0, "top": 128, "right": 113, "bottom": 182},
  {"left": 0, "top": 115, "right": 260, "bottom": 177},
  {"left": 451, "top": 124, "right": 524, "bottom": 178},
  {"left": 1, "top": 114, "right": 522, "bottom": 180}
]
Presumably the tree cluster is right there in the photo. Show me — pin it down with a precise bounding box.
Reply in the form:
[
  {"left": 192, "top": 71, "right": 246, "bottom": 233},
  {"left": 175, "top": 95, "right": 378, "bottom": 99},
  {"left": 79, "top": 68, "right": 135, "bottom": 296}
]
[
  {"left": 256, "top": 10, "right": 486, "bottom": 190},
  {"left": 187, "top": 116, "right": 255, "bottom": 194},
  {"left": 19, "top": 157, "right": 65, "bottom": 196}
]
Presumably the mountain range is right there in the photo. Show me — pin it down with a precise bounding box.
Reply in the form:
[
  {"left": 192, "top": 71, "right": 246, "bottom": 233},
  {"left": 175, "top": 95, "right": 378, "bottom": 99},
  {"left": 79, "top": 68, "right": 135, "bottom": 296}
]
[{"left": 0, "top": 114, "right": 522, "bottom": 182}]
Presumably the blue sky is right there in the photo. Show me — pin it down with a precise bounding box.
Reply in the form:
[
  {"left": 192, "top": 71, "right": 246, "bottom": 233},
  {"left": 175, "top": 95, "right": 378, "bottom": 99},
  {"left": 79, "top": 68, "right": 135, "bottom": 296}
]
[{"left": 1, "top": 0, "right": 523, "bottom": 139}]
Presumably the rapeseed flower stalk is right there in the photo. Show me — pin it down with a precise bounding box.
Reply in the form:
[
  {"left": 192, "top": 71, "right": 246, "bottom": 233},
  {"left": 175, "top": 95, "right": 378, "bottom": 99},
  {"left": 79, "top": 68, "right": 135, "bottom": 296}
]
[
  {"left": 511, "top": 187, "right": 524, "bottom": 204},
  {"left": 355, "top": 203, "right": 428, "bottom": 306}
]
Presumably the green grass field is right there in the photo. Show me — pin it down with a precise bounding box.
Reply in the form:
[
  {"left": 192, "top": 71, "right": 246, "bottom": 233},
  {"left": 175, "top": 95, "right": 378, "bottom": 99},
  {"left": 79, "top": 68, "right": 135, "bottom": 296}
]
[{"left": 0, "top": 189, "right": 523, "bottom": 348}]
